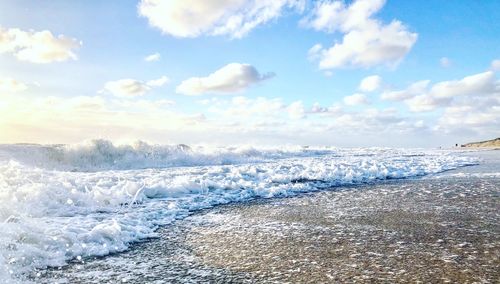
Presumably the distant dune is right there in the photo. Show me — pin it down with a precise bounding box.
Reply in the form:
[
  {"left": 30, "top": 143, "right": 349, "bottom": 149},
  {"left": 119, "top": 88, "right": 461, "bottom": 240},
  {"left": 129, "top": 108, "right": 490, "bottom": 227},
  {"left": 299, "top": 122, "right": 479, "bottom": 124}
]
[{"left": 462, "top": 137, "right": 500, "bottom": 148}]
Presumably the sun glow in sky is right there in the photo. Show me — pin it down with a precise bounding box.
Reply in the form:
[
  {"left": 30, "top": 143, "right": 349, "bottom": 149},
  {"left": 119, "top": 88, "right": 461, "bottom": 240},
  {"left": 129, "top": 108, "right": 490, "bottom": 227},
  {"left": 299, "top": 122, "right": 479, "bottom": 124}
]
[{"left": 0, "top": 0, "right": 499, "bottom": 147}]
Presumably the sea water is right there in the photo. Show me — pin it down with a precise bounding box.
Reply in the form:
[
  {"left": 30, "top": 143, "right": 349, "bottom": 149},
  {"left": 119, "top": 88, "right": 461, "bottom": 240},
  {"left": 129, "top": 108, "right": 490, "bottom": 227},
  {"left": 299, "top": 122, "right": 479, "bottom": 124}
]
[{"left": 0, "top": 139, "right": 479, "bottom": 283}]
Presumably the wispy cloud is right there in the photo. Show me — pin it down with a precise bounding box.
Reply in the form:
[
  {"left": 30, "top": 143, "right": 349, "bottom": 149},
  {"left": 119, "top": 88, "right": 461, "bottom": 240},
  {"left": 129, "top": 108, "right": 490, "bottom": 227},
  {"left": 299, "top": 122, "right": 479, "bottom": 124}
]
[
  {"left": 138, "top": 0, "right": 304, "bottom": 39},
  {"left": 0, "top": 26, "right": 81, "bottom": 63},
  {"left": 288, "top": 101, "right": 306, "bottom": 119},
  {"left": 176, "top": 63, "right": 274, "bottom": 95},
  {"left": 0, "top": 77, "right": 28, "bottom": 93},
  {"left": 0, "top": 94, "right": 189, "bottom": 143},
  {"left": 205, "top": 96, "right": 285, "bottom": 118},
  {"left": 359, "top": 75, "right": 382, "bottom": 92},
  {"left": 103, "top": 76, "right": 169, "bottom": 97},
  {"left": 491, "top": 59, "right": 500, "bottom": 71},
  {"left": 146, "top": 76, "right": 169, "bottom": 87},
  {"left": 440, "top": 57, "right": 452, "bottom": 68},
  {"left": 144, "top": 52, "right": 160, "bottom": 62},
  {"left": 381, "top": 80, "right": 430, "bottom": 101},
  {"left": 344, "top": 93, "right": 370, "bottom": 106}
]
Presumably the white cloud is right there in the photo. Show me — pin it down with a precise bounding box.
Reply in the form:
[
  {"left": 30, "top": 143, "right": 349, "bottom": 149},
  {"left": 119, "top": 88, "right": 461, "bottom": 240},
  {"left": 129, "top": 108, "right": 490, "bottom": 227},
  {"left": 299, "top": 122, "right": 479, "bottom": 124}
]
[
  {"left": 414, "top": 120, "right": 425, "bottom": 128},
  {"left": 103, "top": 75, "right": 168, "bottom": 97},
  {"left": 138, "top": 0, "right": 304, "bottom": 38},
  {"left": 176, "top": 63, "right": 274, "bottom": 95},
  {"left": 183, "top": 113, "right": 207, "bottom": 125},
  {"left": 116, "top": 98, "right": 176, "bottom": 111},
  {"left": 406, "top": 95, "right": 449, "bottom": 112},
  {"left": 343, "top": 93, "right": 369, "bottom": 106},
  {"left": 288, "top": 101, "right": 306, "bottom": 119},
  {"left": 238, "top": 97, "right": 284, "bottom": 116},
  {"left": 380, "top": 70, "right": 499, "bottom": 113},
  {"left": 442, "top": 102, "right": 499, "bottom": 134},
  {"left": 326, "top": 108, "right": 410, "bottom": 135},
  {"left": 392, "top": 71, "right": 499, "bottom": 112},
  {"left": 359, "top": 75, "right": 381, "bottom": 92},
  {"left": 75, "top": 96, "right": 106, "bottom": 110},
  {"left": 0, "top": 77, "right": 28, "bottom": 93},
  {"left": 326, "top": 104, "right": 344, "bottom": 115},
  {"left": 197, "top": 97, "right": 220, "bottom": 106},
  {"left": 6, "top": 87, "right": 495, "bottom": 146},
  {"left": 440, "top": 57, "right": 451, "bottom": 68},
  {"left": 301, "top": 0, "right": 385, "bottom": 33},
  {"left": 146, "top": 76, "right": 169, "bottom": 87},
  {"left": 0, "top": 26, "right": 81, "bottom": 63},
  {"left": 303, "top": 0, "right": 417, "bottom": 69},
  {"left": 429, "top": 71, "right": 495, "bottom": 99},
  {"left": 437, "top": 97, "right": 500, "bottom": 136},
  {"left": 381, "top": 80, "right": 429, "bottom": 101},
  {"left": 307, "top": 102, "right": 345, "bottom": 117},
  {"left": 0, "top": 94, "right": 208, "bottom": 144},
  {"left": 310, "top": 102, "right": 329, "bottom": 113},
  {"left": 144, "top": 52, "right": 160, "bottom": 62},
  {"left": 207, "top": 96, "right": 285, "bottom": 118},
  {"left": 104, "top": 79, "right": 150, "bottom": 97},
  {"left": 491, "top": 59, "right": 500, "bottom": 71},
  {"left": 307, "top": 43, "right": 323, "bottom": 60},
  {"left": 323, "top": 70, "right": 334, "bottom": 77},
  {"left": 204, "top": 97, "right": 345, "bottom": 122}
]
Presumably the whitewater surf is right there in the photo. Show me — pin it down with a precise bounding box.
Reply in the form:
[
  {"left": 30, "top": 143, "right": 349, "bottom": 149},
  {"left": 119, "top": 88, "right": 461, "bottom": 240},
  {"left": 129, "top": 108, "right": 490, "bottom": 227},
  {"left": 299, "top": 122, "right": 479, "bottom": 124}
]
[{"left": 0, "top": 140, "right": 479, "bottom": 283}]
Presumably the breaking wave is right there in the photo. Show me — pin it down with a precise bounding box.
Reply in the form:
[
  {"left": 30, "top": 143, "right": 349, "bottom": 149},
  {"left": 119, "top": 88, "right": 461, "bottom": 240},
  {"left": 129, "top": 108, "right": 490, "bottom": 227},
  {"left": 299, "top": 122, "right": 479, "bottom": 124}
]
[
  {"left": 0, "top": 139, "right": 335, "bottom": 172},
  {"left": 0, "top": 140, "right": 478, "bottom": 283}
]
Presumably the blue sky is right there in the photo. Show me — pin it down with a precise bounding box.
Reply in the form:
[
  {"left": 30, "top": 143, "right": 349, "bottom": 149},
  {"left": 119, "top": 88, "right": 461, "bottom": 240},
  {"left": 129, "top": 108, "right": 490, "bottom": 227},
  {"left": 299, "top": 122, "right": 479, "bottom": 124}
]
[{"left": 0, "top": 0, "right": 499, "bottom": 147}]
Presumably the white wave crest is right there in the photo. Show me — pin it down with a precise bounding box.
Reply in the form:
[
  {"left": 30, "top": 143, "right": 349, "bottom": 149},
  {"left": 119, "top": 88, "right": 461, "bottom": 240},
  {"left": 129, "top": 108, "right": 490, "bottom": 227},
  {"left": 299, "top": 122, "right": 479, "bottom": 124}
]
[
  {"left": 0, "top": 141, "right": 478, "bottom": 283},
  {"left": 0, "top": 139, "right": 336, "bottom": 172}
]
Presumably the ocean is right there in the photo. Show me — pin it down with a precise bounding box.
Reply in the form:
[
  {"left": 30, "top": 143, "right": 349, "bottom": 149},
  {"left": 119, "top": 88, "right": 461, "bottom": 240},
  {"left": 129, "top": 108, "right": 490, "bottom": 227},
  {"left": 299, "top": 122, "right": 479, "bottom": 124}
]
[{"left": 0, "top": 139, "right": 492, "bottom": 283}]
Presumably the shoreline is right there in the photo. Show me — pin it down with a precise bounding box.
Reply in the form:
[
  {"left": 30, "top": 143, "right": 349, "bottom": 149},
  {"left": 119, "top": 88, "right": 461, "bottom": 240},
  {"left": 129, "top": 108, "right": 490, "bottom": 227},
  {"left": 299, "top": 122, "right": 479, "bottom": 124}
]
[
  {"left": 184, "top": 179, "right": 499, "bottom": 282},
  {"left": 36, "top": 151, "right": 500, "bottom": 283}
]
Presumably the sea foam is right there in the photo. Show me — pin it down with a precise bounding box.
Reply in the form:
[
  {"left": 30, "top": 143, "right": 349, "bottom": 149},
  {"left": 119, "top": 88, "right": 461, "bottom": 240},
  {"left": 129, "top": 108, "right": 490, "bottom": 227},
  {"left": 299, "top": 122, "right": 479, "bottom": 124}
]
[{"left": 0, "top": 140, "right": 477, "bottom": 283}]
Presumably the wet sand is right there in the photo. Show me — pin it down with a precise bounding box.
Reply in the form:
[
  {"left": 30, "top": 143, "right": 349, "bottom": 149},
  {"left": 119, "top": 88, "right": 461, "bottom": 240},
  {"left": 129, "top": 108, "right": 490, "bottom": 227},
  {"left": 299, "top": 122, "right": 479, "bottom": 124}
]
[
  {"left": 38, "top": 151, "right": 500, "bottom": 283},
  {"left": 186, "top": 177, "right": 499, "bottom": 283}
]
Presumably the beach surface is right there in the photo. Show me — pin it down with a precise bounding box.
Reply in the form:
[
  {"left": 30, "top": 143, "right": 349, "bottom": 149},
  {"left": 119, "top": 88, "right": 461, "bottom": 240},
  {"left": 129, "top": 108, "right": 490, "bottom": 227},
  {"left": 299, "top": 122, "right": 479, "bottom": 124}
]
[{"left": 38, "top": 150, "right": 499, "bottom": 283}]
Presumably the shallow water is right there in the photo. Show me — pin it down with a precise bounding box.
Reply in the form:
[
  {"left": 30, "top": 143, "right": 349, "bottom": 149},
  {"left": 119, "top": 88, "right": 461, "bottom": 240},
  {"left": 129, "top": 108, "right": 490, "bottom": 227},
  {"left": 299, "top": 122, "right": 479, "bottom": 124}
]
[
  {"left": 1, "top": 142, "right": 478, "bottom": 282},
  {"left": 37, "top": 151, "right": 499, "bottom": 283}
]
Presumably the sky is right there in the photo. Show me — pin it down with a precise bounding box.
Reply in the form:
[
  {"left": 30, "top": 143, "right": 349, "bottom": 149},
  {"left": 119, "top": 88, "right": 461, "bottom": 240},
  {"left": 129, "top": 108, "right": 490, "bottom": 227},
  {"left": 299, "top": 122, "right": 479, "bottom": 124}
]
[{"left": 0, "top": 0, "right": 499, "bottom": 147}]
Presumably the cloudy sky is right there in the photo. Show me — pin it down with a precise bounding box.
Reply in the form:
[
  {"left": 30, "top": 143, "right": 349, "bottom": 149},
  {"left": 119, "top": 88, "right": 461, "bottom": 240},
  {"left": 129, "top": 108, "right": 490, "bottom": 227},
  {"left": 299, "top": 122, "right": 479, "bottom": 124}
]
[{"left": 0, "top": 0, "right": 499, "bottom": 147}]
